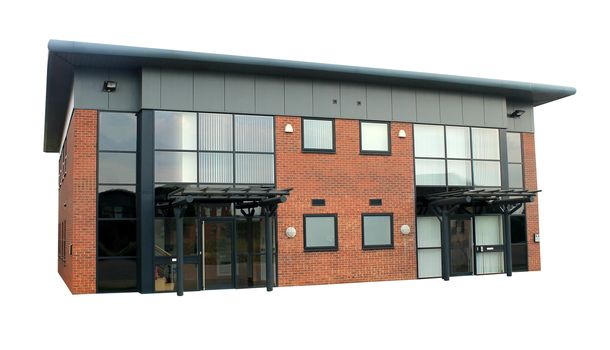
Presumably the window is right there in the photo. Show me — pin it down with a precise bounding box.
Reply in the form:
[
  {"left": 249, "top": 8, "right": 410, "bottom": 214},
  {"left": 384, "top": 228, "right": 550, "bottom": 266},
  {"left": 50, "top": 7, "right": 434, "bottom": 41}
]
[
  {"left": 304, "top": 215, "right": 338, "bottom": 251},
  {"left": 362, "top": 214, "right": 393, "bottom": 249},
  {"left": 507, "top": 133, "right": 524, "bottom": 189},
  {"left": 360, "top": 121, "right": 390, "bottom": 154},
  {"left": 416, "top": 216, "right": 441, "bottom": 278},
  {"left": 414, "top": 124, "right": 445, "bottom": 158},
  {"left": 155, "top": 111, "right": 197, "bottom": 150},
  {"left": 302, "top": 118, "right": 335, "bottom": 152}
]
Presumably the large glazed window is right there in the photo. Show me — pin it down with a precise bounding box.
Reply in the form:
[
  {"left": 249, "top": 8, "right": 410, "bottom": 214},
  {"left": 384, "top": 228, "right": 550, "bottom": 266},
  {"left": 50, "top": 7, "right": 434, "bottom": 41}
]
[
  {"left": 362, "top": 214, "right": 393, "bottom": 249},
  {"left": 97, "top": 112, "right": 137, "bottom": 293},
  {"left": 155, "top": 111, "right": 197, "bottom": 150},
  {"left": 302, "top": 118, "right": 335, "bottom": 152},
  {"left": 506, "top": 132, "right": 527, "bottom": 271},
  {"left": 360, "top": 121, "right": 390, "bottom": 154},
  {"left": 416, "top": 216, "right": 441, "bottom": 278},
  {"left": 304, "top": 215, "right": 338, "bottom": 251}
]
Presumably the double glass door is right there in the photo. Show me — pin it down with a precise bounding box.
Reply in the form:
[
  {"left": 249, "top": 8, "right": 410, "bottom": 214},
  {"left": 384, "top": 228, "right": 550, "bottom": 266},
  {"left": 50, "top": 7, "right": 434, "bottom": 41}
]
[{"left": 449, "top": 215, "right": 505, "bottom": 276}]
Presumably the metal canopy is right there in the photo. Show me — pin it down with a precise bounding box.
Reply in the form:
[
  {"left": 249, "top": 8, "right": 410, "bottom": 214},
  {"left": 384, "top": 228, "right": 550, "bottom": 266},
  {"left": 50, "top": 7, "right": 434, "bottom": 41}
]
[
  {"left": 157, "top": 185, "right": 291, "bottom": 296},
  {"left": 425, "top": 188, "right": 540, "bottom": 281}
]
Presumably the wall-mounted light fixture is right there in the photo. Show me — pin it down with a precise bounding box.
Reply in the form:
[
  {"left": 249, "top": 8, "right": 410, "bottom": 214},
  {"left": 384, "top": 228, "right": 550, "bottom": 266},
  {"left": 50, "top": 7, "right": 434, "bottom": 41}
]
[
  {"left": 286, "top": 227, "right": 296, "bottom": 238},
  {"left": 398, "top": 129, "right": 407, "bottom": 138},
  {"left": 534, "top": 233, "right": 540, "bottom": 243},
  {"left": 103, "top": 81, "right": 117, "bottom": 92},
  {"left": 400, "top": 224, "right": 410, "bottom": 235},
  {"left": 508, "top": 109, "right": 525, "bottom": 118},
  {"left": 284, "top": 123, "right": 294, "bottom": 133}
]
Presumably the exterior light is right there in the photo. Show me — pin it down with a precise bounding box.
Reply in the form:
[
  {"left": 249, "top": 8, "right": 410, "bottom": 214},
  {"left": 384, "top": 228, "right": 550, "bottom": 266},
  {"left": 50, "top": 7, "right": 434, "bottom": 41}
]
[
  {"left": 508, "top": 109, "right": 525, "bottom": 118},
  {"left": 534, "top": 233, "right": 540, "bottom": 243},
  {"left": 400, "top": 224, "right": 410, "bottom": 235},
  {"left": 286, "top": 226, "right": 296, "bottom": 238},
  {"left": 284, "top": 123, "right": 294, "bottom": 133},
  {"left": 398, "top": 129, "right": 407, "bottom": 138},
  {"left": 103, "top": 80, "right": 117, "bottom": 92}
]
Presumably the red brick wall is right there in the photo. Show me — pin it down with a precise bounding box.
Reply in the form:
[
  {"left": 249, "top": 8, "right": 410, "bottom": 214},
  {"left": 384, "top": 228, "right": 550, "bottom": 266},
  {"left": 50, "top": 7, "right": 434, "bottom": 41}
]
[
  {"left": 522, "top": 132, "right": 541, "bottom": 271},
  {"left": 275, "top": 117, "right": 416, "bottom": 286},
  {"left": 58, "top": 109, "right": 98, "bottom": 293}
]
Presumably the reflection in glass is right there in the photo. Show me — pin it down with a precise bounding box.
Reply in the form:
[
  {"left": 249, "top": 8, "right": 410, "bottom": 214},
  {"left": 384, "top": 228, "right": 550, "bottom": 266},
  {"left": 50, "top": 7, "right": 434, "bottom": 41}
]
[
  {"left": 99, "top": 112, "right": 137, "bottom": 151},
  {"left": 154, "top": 264, "right": 198, "bottom": 292},
  {"left": 418, "top": 249, "right": 441, "bottom": 278},
  {"left": 154, "top": 151, "right": 197, "bottom": 183},
  {"left": 199, "top": 113, "right": 233, "bottom": 151},
  {"left": 98, "top": 152, "right": 136, "bottom": 184},
  {"left": 154, "top": 218, "right": 197, "bottom": 257},
  {"left": 447, "top": 160, "right": 472, "bottom": 186},
  {"left": 98, "top": 259, "right": 137, "bottom": 292},
  {"left": 510, "top": 215, "right": 526, "bottom": 243},
  {"left": 415, "top": 159, "right": 446, "bottom": 186},
  {"left": 200, "top": 152, "right": 233, "bottom": 183},
  {"left": 450, "top": 219, "right": 473, "bottom": 275},
  {"left": 236, "top": 218, "right": 266, "bottom": 254},
  {"left": 98, "top": 220, "right": 137, "bottom": 257},
  {"left": 361, "top": 122, "right": 389, "bottom": 152},
  {"left": 154, "top": 111, "right": 197, "bottom": 150},
  {"left": 98, "top": 185, "right": 136, "bottom": 218},
  {"left": 511, "top": 244, "right": 528, "bottom": 272},
  {"left": 235, "top": 115, "right": 274, "bottom": 152},
  {"left": 472, "top": 128, "right": 500, "bottom": 160},
  {"left": 204, "top": 221, "right": 233, "bottom": 290},
  {"left": 303, "top": 119, "right": 334, "bottom": 150},
  {"left": 235, "top": 153, "right": 274, "bottom": 184},
  {"left": 304, "top": 216, "right": 336, "bottom": 249},
  {"left": 363, "top": 215, "right": 392, "bottom": 247},
  {"left": 508, "top": 163, "right": 523, "bottom": 189},
  {"left": 236, "top": 254, "right": 270, "bottom": 288},
  {"left": 414, "top": 124, "right": 444, "bottom": 158},
  {"left": 473, "top": 160, "right": 501, "bottom": 187},
  {"left": 507, "top": 132, "right": 522, "bottom": 163}
]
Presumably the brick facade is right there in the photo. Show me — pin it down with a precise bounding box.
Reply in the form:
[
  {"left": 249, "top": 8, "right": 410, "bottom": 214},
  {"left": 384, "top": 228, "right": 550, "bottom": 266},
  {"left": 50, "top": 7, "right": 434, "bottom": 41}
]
[
  {"left": 58, "top": 109, "right": 97, "bottom": 293},
  {"left": 275, "top": 117, "right": 417, "bottom": 286},
  {"left": 522, "top": 132, "right": 541, "bottom": 271}
]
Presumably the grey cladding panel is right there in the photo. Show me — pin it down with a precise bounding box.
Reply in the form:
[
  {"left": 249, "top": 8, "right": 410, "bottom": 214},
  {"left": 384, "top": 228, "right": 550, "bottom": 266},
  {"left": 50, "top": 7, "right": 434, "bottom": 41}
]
[
  {"left": 108, "top": 69, "right": 140, "bottom": 111},
  {"left": 484, "top": 96, "right": 506, "bottom": 128},
  {"left": 507, "top": 101, "right": 534, "bottom": 132},
  {"left": 366, "top": 86, "right": 392, "bottom": 121},
  {"left": 340, "top": 83, "right": 366, "bottom": 119},
  {"left": 313, "top": 81, "right": 340, "bottom": 117},
  {"left": 416, "top": 89, "right": 440, "bottom": 123},
  {"left": 194, "top": 72, "right": 225, "bottom": 112},
  {"left": 225, "top": 74, "right": 255, "bottom": 113},
  {"left": 74, "top": 68, "right": 108, "bottom": 110},
  {"left": 141, "top": 67, "right": 161, "bottom": 109},
  {"left": 255, "top": 76, "right": 285, "bottom": 115},
  {"left": 160, "top": 69, "right": 193, "bottom": 110},
  {"left": 462, "top": 94, "right": 485, "bottom": 126},
  {"left": 285, "top": 78, "right": 313, "bottom": 116},
  {"left": 440, "top": 92, "right": 463, "bottom": 125},
  {"left": 391, "top": 88, "right": 416, "bottom": 122}
]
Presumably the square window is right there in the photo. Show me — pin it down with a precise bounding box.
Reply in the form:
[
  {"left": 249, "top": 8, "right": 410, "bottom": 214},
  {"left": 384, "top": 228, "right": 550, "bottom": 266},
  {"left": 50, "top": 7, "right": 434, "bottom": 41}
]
[
  {"left": 304, "top": 215, "right": 338, "bottom": 251},
  {"left": 235, "top": 153, "right": 274, "bottom": 184},
  {"left": 302, "top": 118, "right": 335, "bottom": 152},
  {"left": 98, "top": 152, "right": 136, "bottom": 184},
  {"left": 418, "top": 249, "right": 441, "bottom": 278},
  {"left": 154, "top": 111, "right": 197, "bottom": 150},
  {"left": 472, "top": 128, "right": 500, "bottom": 160},
  {"left": 360, "top": 121, "right": 390, "bottom": 154},
  {"left": 473, "top": 160, "right": 501, "bottom": 187},
  {"left": 414, "top": 124, "right": 445, "bottom": 158},
  {"left": 362, "top": 214, "right": 393, "bottom": 249},
  {"left": 155, "top": 151, "right": 197, "bottom": 183},
  {"left": 200, "top": 152, "right": 233, "bottom": 183},
  {"left": 447, "top": 160, "right": 472, "bottom": 186},
  {"left": 99, "top": 112, "right": 137, "bottom": 151},
  {"left": 415, "top": 159, "right": 446, "bottom": 186},
  {"left": 199, "top": 113, "right": 233, "bottom": 151},
  {"left": 97, "top": 258, "right": 137, "bottom": 292},
  {"left": 235, "top": 115, "right": 274, "bottom": 152},
  {"left": 98, "top": 220, "right": 137, "bottom": 257}
]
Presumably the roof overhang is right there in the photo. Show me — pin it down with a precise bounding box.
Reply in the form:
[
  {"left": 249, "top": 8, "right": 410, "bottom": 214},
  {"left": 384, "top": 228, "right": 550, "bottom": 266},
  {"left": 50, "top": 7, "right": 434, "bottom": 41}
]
[{"left": 44, "top": 39, "right": 577, "bottom": 152}]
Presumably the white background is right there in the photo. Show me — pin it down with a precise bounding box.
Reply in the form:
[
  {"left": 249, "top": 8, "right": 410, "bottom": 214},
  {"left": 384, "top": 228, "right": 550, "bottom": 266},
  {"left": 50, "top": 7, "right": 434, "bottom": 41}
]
[{"left": 1, "top": 1, "right": 608, "bottom": 348}]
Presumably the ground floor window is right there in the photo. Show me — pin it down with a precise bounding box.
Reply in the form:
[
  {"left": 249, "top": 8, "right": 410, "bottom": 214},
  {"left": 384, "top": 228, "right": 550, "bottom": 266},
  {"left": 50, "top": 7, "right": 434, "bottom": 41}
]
[
  {"left": 362, "top": 214, "right": 393, "bottom": 249},
  {"left": 303, "top": 214, "right": 338, "bottom": 251}
]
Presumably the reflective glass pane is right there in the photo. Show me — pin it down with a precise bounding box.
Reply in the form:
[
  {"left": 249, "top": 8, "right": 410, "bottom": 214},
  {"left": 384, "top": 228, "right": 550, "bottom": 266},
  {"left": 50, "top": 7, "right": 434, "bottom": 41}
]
[
  {"left": 236, "top": 254, "right": 272, "bottom": 288},
  {"left": 154, "top": 264, "right": 199, "bottom": 292},
  {"left": 199, "top": 113, "right": 233, "bottom": 151},
  {"left": 512, "top": 244, "right": 528, "bottom": 272},
  {"left": 98, "top": 152, "right": 136, "bottom": 184},
  {"left": 98, "top": 185, "right": 136, "bottom": 218},
  {"left": 204, "top": 221, "right": 234, "bottom": 290},
  {"left": 97, "top": 258, "right": 137, "bottom": 292},
  {"left": 304, "top": 216, "right": 336, "bottom": 249},
  {"left": 416, "top": 217, "right": 441, "bottom": 248},
  {"left": 507, "top": 132, "right": 522, "bottom": 163},
  {"left": 475, "top": 215, "right": 503, "bottom": 245},
  {"left": 235, "top": 115, "right": 274, "bottom": 152},
  {"left": 154, "top": 218, "right": 198, "bottom": 257},
  {"left": 472, "top": 128, "right": 500, "bottom": 160},
  {"left": 361, "top": 122, "right": 389, "bottom": 152},
  {"left": 154, "top": 111, "right": 197, "bottom": 150},
  {"left": 303, "top": 119, "right": 334, "bottom": 150},
  {"left": 363, "top": 215, "right": 392, "bottom": 247},
  {"left": 446, "top": 126, "right": 470, "bottom": 159},
  {"left": 415, "top": 159, "right": 446, "bottom": 186},
  {"left": 98, "top": 220, "right": 137, "bottom": 257},
  {"left": 418, "top": 249, "right": 441, "bottom": 278},
  {"left": 510, "top": 215, "right": 526, "bottom": 243},
  {"left": 508, "top": 163, "right": 523, "bottom": 189},
  {"left": 473, "top": 160, "right": 501, "bottom": 187},
  {"left": 99, "top": 112, "right": 136, "bottom": 151},
  {"left": 476, "top": 251, "right": 504, "bottom": 274},
  {"left": 236, "top": 218, "right": 266, "bottom": 254},
  {"left": 414, "top": 124, "right": 445, "bottom": 158},
  {"left": 200, "top": 152, "right": 233, "bottom": 183},
  {"left": 155, "top": 151, "right": 197, "bottom": 183},
  {"left": 450, "top": 219, "right": 473, "bottom": 275},
  {"left": 447, "top": 160, "right": 472, "bottom": 186},
  {"left": 235, "top": 153, "right": 274, "bottom": 184}
]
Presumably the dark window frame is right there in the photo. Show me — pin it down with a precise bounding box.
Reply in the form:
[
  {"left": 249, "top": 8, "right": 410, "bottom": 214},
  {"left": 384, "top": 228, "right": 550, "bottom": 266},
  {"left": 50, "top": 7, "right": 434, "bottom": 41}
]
[
  {"left": 359, "top": 121, "right": 391, "bottom": 155},
  {"left": 303, "top": 214, "right": 339, "bottom": 252},
  {"left": 301, "top": 117, "right": 336, "bottom": 154},
  {"left": 361, "top": 213, "right": 394, "bottom": 250}
]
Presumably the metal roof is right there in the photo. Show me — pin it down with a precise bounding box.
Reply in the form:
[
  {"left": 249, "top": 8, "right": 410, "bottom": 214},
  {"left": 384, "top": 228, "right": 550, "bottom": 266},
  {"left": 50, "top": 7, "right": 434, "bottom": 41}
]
[{"left": 44, "top": 39, "right": 576, "bottom": 152}]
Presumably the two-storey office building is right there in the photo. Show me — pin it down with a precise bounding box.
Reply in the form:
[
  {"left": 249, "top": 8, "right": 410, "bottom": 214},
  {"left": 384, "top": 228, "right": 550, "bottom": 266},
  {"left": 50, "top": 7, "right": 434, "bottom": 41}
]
[{"left": 44, "top": 40, "right": 575, "bottom": 294}]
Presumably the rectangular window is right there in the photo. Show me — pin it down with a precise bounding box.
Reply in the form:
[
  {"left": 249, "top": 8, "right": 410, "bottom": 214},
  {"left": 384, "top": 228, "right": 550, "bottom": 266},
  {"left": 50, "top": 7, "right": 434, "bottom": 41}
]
[
  {"left": 416, "top": 216, "right": 441, "bottom": 278},
  {"left": 154, "top": 218, "right": 198, "bottom": 257},
  {"left": 362, "top": 214, "right": 393, "bottom": 249},
  {"left": 98, "top": 152, "right": 137, "bottom": 184},
  {"left": 304, "top": 215, "right": 338, "bottom": 251},
  {"left": 360, "top": 121, "right": 390, "bottom": 154},
  {"left": 508, "top": 163, "right": 524, "bottom": 189},
  {"left": 472, "top": 128, "right": 500, "bottom": 160},
  {"left": 98, "top": 220, "right": 137, "bottom": 257},
  {"left": 235, "top": 115, "right": 274, "bottom": 152},
  {"left": 154, "top": 111, "right": 197, "bottom": 150},
  {"left": 302, "top": 118, "right": 335, "bottom": 152},
  {"left": 415, "top": 159, "right": 446, "bottom": 186},
  {"left": 445, "top": 126, "right": 470, "bottom": 159},
  {"left": 99, "top": 112, "right": 137, "bottom": 151},
  {"left": 473, "top": 160, "right": 501, "bottom": 187},
  {"left": 154, "top": 151, "right": 198, "bottom": 183},
  {"left": 506, "top": 132, "right": 522, "bottom": 163},
  {"left": 97, "top": 258, "right": 137, "bottom": 292},
  {"left": 199, "top": 113, "right": 233, "bottom": 151},
  {"left": 447, "top": 160, "right": 472, "bottom": 186},
  {"left": 235, "top": 153, "right": 274, "bottom": 184},
  {"left": 98, "top": 185, "right": 136, "bottom": 219},
  {"left": 414, "top": 124, "right": 445, "bottom": 158},
  {"left": 199, "top": 152, "right": 233, "bottom": 183}
]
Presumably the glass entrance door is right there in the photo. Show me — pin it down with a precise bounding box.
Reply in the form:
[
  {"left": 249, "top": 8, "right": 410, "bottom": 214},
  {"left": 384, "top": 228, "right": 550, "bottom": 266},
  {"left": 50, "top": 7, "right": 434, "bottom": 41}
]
[
  {"left": 474, "top": 215, "right": 505, "bottom": 274},
  {"left": 450, "top": 218, "right": 473, "bottom": 276},
  {"left": 202, "top": 220, "right": 234, "bottom": 290}
]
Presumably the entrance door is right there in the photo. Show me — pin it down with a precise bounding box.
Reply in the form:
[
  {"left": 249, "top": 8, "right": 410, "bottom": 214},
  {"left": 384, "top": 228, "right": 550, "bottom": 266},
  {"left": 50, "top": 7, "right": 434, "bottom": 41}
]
[
  {"left": 449, "top": 218, "right": 473, "bottom": 276},
  {"left": 202, "top": 220, "right": 234, "bottom": 290},
  {"left": 474, "top": 215, "right": 505, "bottom": 274}
]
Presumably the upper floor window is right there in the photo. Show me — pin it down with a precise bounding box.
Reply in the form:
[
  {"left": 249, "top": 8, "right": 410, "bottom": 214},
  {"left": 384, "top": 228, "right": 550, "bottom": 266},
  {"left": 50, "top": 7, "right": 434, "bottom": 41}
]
[
  {"left": 360, "top": 121, "right": 390, "bottom": 155},
  {"left": 302, "top": 118, "right": 335, "bottom": 153}
]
